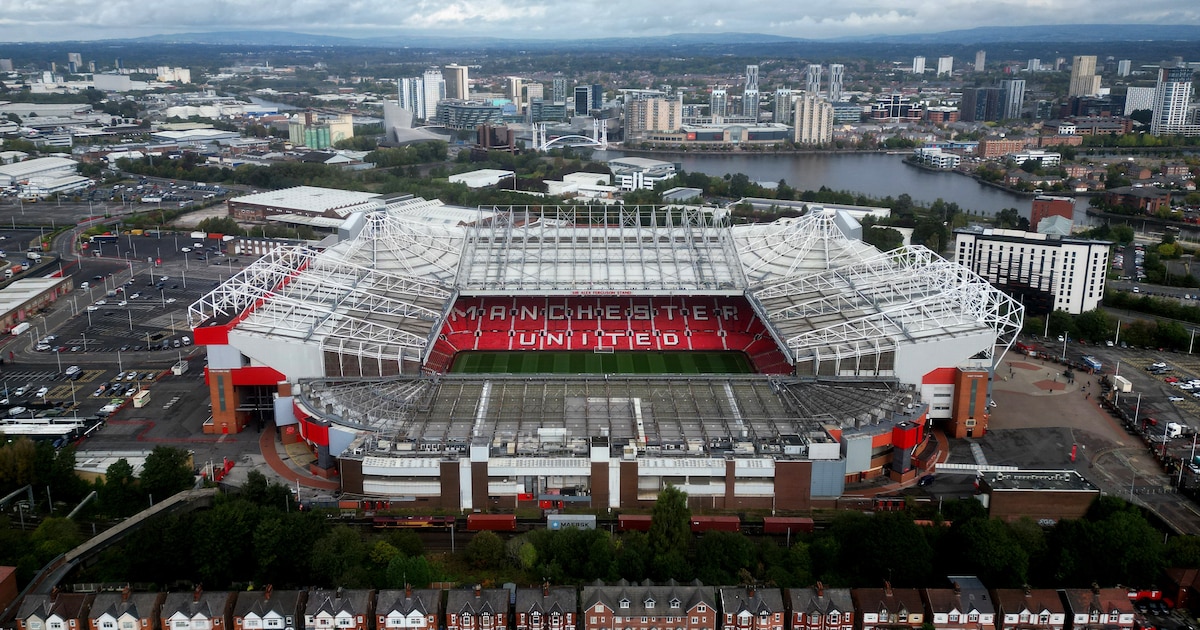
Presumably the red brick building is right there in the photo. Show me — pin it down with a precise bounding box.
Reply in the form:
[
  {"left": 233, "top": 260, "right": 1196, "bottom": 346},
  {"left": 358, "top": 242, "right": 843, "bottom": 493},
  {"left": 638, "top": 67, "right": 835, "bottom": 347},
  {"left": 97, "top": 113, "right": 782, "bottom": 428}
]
[
  {"left": 1061, "top": 588, "right": 1135, "bottom": 630},
  {"left": 375, "top": 587, "right": 439, "bottom": 630},
  {"left": 852, "top": 584, "right": 925, "bottom": 630},
  {"left": 993, "top": 588, "right": 1067, "bottom": 630},
  {"left": 581, "top": 582, "right": 717, "bottom": 630},
  {"left": 719, "top": 587, "right": 784, "bottom": 630},
  {"left": 17, "top": 591, "right": 95, "bottom": 630},
  {"left": 1103, "top": 186, "right": 1170, "bottom": 213},
  {"left": 1030, "top": 196, "right": 1075, "bottom": 232},
  {"left": 303, "top": 589, "right": 371, "bottom": 630},
  {"left": 789, "top": 585, "right": 855, "bottom": 630},
  {"left": 515, "top": 584, "right": 576, "bottom": 630},
  {"left": 923, "top": 579, "right": 996, "bottom": 630},
  {"left": 446, "top": 587, "right": 508, "bottom": 630},
  {"left": 88, "top": 589, "right": 163, "bottom": 630}
]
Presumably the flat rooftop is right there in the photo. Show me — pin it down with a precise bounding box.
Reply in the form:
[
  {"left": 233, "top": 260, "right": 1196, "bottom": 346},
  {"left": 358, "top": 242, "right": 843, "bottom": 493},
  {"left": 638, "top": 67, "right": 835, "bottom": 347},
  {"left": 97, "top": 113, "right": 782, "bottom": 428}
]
[{"left": 981, "top": 469, "right": 1099, "bottom": 492}]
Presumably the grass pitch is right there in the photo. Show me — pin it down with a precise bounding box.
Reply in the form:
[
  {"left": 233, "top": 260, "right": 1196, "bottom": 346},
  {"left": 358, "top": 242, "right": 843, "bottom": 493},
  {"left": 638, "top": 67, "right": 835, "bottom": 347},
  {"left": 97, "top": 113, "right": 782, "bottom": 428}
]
[{"left": 449, "top": 351, "right": 754, "bottom": 375}]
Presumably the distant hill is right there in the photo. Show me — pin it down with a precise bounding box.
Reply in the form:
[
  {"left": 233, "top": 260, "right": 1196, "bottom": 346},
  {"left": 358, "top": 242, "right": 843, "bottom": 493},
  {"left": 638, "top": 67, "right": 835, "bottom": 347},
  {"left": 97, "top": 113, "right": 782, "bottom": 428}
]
[{"left": 124, "top": 24, "right": 1200, "bottom": 49}]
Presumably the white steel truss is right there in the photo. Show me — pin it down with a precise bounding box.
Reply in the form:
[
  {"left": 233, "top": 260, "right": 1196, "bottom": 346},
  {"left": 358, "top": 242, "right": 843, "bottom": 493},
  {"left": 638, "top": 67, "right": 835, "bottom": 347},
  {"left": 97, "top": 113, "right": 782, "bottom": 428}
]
[{"left": 188, "top": 245, "right": 314, "bottom": 328}]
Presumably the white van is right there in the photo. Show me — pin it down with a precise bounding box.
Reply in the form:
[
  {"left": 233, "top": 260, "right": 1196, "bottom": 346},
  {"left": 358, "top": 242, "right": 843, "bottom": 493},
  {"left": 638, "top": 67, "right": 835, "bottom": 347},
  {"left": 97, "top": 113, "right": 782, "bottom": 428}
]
[
  {"left": 80, "top": 281, "right": 89, "bottom": 290},
  {"left": 181, "top": 336, "right": 192, "bottom": 346}
]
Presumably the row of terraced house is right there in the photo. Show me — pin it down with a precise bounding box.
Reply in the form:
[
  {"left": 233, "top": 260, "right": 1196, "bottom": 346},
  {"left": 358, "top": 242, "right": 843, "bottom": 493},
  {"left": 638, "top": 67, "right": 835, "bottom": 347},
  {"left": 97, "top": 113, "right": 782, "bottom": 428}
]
[{"left": 13, "top": 579, "right": 1139, "bottom": 630}]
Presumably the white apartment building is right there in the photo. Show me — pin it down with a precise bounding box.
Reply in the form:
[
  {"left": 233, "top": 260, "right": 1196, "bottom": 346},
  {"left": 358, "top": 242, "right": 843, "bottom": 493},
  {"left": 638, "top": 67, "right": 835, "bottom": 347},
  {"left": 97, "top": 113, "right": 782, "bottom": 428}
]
[
  {"left": 793, "top": 94, "right": 833, "bottom": 145},
  {"left": 954, "top": 228, "right": 1110, "bottom": 315},
  {"left": 1007, "top": 150, "right": 1061, "bottom": 168},
  {"left": 913, "top": 147, "right": 960, "bottom": 169},
  {"left": 937, "top": 56, "right": 954, "bottom": 77}
]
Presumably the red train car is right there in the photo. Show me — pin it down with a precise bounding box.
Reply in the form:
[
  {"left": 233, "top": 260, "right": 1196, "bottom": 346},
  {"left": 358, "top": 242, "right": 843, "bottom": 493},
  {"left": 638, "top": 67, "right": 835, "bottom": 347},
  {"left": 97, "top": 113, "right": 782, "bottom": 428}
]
[
  {"left": 373, "top": 516, "right": 456, "bottom": 529},
  {"left": 762, "top": 516, "right": 814, "bottom": 535},
  {"left": 690, "top": 515, "right": 741, "bottom": 533},
  {"left": 466, "top": 513, "right": 517, "bottom": 531},
  {"left": 618, "top": 514, "right": 653, "bottom": 532}
]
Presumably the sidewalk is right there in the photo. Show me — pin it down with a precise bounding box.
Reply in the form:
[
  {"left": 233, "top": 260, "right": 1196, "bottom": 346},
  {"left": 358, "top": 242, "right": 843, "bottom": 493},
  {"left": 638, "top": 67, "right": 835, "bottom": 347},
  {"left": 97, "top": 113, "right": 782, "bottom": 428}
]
[{"left": 257, "top": 428, "right": 338, "bottom": 491}]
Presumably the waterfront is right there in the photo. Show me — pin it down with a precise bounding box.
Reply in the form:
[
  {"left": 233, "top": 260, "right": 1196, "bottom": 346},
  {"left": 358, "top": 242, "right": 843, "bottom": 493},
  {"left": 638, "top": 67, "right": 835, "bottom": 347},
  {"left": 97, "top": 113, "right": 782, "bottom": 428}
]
[{"left": 597, "top": 149, "right": 1089, "bottom": 219}]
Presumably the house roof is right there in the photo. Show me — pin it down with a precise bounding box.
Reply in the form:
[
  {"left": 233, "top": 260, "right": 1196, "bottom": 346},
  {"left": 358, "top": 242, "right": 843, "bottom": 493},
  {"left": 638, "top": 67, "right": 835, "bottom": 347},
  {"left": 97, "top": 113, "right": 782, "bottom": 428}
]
[
  {"left": 233, "top": 589, "right": 302, "bottom": 620},
  {"left": 161, "top": 592, "right": 233, "bottom": 620},
  {"left": 788, "top": 588, "right": 854, "bottom": 616},
  {"left": 376, "top": 590, "right": 441, "bottom": 618},
  {"left": 305, "top": 589, "right": 371, "bottom": 618},
  {"left": 514, "top": 588, "right": 576, "bottom": 616},
  {"left": 719, "top": 587, "right": 785, "bottom": 617},
  {"left": 445, "top": 589, "right": 509, "bottom": 616},
  {"left": 581, "top": 581, "right": 715, "bottom": 617},
  {"left": 19, "top": 593, "right": 95, "bottom": 622},
  {"left": 90, "top": 593, "right": 162, "bottom": 622},
  {"left": 1061, "top": 589, "right": 1134, "bottom": 616},
  {"left": 992, "top": 589, "right": 1066, "bottom": 616},
  {"left": 852, "top": 587, "right": 924, "bottom": 616}
]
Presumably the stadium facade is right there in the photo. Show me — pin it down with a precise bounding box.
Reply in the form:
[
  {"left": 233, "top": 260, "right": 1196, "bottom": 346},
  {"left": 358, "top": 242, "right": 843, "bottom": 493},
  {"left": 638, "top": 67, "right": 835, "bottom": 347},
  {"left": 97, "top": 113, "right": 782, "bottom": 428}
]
[{"left": 190, "top": 198, "right": 1022, "bottom": 510}]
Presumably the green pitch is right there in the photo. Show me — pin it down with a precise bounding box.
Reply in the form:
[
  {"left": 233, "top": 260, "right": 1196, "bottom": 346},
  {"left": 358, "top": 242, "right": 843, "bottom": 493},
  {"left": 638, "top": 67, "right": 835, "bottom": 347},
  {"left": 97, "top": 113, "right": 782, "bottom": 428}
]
[{"left": 449, "top": 351, "right": 754, "bottom": 374}]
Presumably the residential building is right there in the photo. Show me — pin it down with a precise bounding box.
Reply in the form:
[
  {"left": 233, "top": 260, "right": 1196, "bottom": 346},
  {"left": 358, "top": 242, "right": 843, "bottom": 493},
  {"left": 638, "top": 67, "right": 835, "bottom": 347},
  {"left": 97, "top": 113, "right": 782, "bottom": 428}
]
[
  {"left": 515, "top": 584, "right": 576, "bottom": 630},
  {"left": 993, "top": 588, "right": 1066, "bottom": 630},
  {"left": 719, "top": 587, "right": 784, "bottom": 630},
  {"left": 89, "top": 589, "right": 163, "bottom": 630},
  {"left": 233, "top": 588, "right": 302, "bottom": 630},
  {"left": 399, "top": 77, "right": 426, "bottom": 119},
  {"left": 913, "top": 56, "right": 926, "bottom": 74},
  {"left": 375, "top": 587, "right": 439, "bottom": 630},
  {"left": 961, "top": 88, "right": 1002, "bottom": 122},
  {"left": 913, "top": 147, "right": 960, "bottom": 169},
  {"left": 1151, "top": 66, "right": 1197, "bottom": 136},
  {"left": 1068, "top": 56, "right": 1100, "bottom": 97},
  {"left": 1124, "top": 87, "right": 1156, "bottom": 115},
  {"left": 625, "top": 95, "right": 683, "bottom": 138},
  {"left": 160, "top": 588, "right": 234, "bottom": 630},
  {"left": 828, "top": 64, "right": 845, "bottom": 102},
  {"left": 18, "top": 592, "right": 95, "bottom": 630},
  {"left": 871, "top": 94, "right": 923, "bottom": 121},
  {"left": 853, "top": 584, "right": 925, "bottom": 630},
  {"left": 977, "top": 137, "right": 1028, "bottom": 159},
  {"left": 422, "top": 70, "right": 446, "bottom": 120},
  {"left": 1060, "top": 588, "right": 1135, "bottom": 630},
  {"left": 775, "top": 89, "right": 795, "bottom": 125},
  {"left": 1006, "top": 150, "right": 1060, "bottom": 168},
  {"left": 975, "top": 50, "right": 987, "bottom": 72},
  {"left": 1118, "top": 60, "right": 1132, "bottom": 77},
  {"left": 788, "top": 585, "right": 854, "bottom": 630},
  {"left": 925, "top": 107, "right": 959, "bottom": 124},
  {"left": 743, "top": 64, "right": 760, "bottom": 121},
  {"left": 574, "top": 85, "right": 594, "bottom": 116},
  {"left": 552, "top": 77, "right": 567, "bottom": 103},
  {"left": 303, "top": 589, "right": 370, "bottom": 630},
  {"left": 445, "top": 64, "right": 469, "bottom": 100},
  {"left": 608, "top": 157, "right": 677, "bottom": 191},
  {"left": 711, "top": 87, "right": 729, "bottom": 120},
  {"left": 1000, "top": 80, "right": 1026, "bottom": 120},
  {"left": 580, "top": 581, "right": 718, "bottom": 630},
  {"left": 506, "top": 77, "right": 525, "bottom": 112},
  {"left": 1030, "top": 196, "right": 1074, "bottom": 232},
  {"left": 794, "top": 94, "right": 834, "bottom": 145},
  {"left": 923, "top": 578, "right": 996, "bottom": 630},
  {"left": 954, "top": 227, "right": 1110, "bottom": 315},
  {"left": 805, "top": 65, "right": 822, "bottom": 95},
  {"left": 937, "top": 56, "right": 954, "bottom": 77},
  {"left": 1103, "top": 185, "right": 1171, "bottom": 213},
  {"left": 445, "top": 587, "right": 508, "bottom": 630}
]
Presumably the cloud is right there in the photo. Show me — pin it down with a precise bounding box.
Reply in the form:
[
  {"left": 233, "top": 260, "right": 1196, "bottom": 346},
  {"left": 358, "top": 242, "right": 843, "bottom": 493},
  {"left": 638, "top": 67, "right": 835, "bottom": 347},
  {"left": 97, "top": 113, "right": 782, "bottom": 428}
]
[{"left": 0, "top": 0, "right": 1195, "bottom": 40}]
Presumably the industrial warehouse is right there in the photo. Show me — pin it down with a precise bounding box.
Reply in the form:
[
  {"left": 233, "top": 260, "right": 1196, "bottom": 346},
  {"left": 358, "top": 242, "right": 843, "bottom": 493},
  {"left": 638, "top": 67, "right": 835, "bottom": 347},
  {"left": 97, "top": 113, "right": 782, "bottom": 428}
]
[{"left": 187, "top": 199, "right": 1024, "bottom": 510}]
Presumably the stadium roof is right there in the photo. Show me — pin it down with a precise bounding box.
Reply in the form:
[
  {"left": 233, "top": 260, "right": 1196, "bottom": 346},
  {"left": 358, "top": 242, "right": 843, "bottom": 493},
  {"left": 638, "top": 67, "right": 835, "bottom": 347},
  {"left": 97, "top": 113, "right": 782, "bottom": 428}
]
[
  {"left": 191, "top": 201, "right": 1021, "bottom": 380},
  {"left": 294, "top": 374, "right": 922, "bottom": 455},
  {"left": 231, "top": 186, "right": 382, "bottom": 217}
]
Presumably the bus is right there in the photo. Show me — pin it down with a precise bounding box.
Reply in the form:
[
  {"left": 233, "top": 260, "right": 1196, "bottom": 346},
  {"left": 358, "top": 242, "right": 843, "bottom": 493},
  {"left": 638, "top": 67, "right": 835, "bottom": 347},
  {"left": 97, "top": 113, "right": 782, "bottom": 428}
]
[
  {"left": 89, "top": 234, "right": 118, "bottom": 244},
  {"left": 132, "top": 389, "right": 151, "bottom": 408}
]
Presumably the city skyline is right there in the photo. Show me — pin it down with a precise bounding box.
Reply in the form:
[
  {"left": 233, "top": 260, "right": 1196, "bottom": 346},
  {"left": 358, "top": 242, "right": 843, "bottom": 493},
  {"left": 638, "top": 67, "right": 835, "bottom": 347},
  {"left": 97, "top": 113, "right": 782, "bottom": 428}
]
[{"left": 0, "top": 0, "right": 1197, "bottom": 43}]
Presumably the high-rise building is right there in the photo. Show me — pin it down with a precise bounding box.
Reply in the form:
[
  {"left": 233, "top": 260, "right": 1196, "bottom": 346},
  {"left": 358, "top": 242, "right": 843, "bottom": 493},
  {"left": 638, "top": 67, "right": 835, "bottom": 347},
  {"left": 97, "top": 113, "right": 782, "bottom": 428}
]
[
  {"left": 506, "top": 76, "right": 525, "bottom": 111},
  {"left": 422, "top": 69, "right": 445, "bottom": 120},
  {"left": 552, "top": 76, "right": 567, "bottom": 102},
  {"left": 912, "top": 56, "right": 926, "bottom": 74},
  {"left": 1026, "top": 58, "right": 1041, "bottom": 72},
  {"left": 793, "top": 94, "right": 834, "bottom": 145},
  {"left": 67, "top": 52, "right": 81, "bottom": 74},
  {"left": 399, "top": 77, "right": 425, "bottom": 119},
  {"left": 624, "top": 95, "right": 683, "bottom": 138},
  {"left": 710, "top": 87, "right": 728, "bottom": 120},
  {"left": 999, "top": 79, "right": 1026, "bottom": 120},
  {"left": 524, "top": 83, "right": 543, "bottom": 102},
  {"left": 591, "top": 84, "right": 604, "bottom": 110},
  {"left": 743, "top": 65, "right": 760, "bottom": 119},
  {"left": 1068, "top": 55, "right": 1099, "bottom": 97},
  {"left": 573, "top": 85, "right": 592, "bottom": 116},
  {"left": 828, "top": 64, "right": 845, "bottom": 102},
  {"left": 1117, "top": 60, "right": 1132, "bottom": 77},
  {"left": 804, "top": 64, "right": 822, "bottom": 94},
  {"left": 975, "top": 50, "right": 986, "bottom": 72},
  {"left": 444, "top": 64, "right": 469, "bottom": 100},
  {"left": 1124, "top": 86, "right": 1156, "bottom": 115},
  {"left": 1151, "top": 66, "right": 1196, "bottom": 136},
  {"left": 774, "top": 88, "right": 794, "bottom": 124},
  {"left": 961, "top": 87, "right": 1003, "bottom": 122},
  {"left": 0, "top": 59, "right": 14, "bottom": 72},
  {"left": 937, "top": 56, "right": 954, "bottom": 77}
]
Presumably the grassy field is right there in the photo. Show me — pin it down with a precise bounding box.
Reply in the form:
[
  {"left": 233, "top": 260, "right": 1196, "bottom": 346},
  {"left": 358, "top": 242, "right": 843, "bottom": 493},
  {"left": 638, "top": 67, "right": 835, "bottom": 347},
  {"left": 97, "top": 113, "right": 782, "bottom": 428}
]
[{"left": 449, "top": 351, "right": 754, "bottom": 374}]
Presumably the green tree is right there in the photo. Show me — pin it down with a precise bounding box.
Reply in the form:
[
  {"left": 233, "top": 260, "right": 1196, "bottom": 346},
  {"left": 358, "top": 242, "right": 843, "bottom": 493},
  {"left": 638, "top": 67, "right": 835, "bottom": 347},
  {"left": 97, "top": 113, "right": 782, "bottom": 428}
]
[
  {"left": 139, "top": 446, "right": 195, "bottom": 502},
  {"left": 97, "top": 458, "right": 139, "bottom": 516},
  {"left": 946, "top": 518, "right": 1030, "bottom": 586},
  {"left": 1074, "top": 309, "right": 1113, "bottom": 344},
  {"left": 649, "top": 486, "right": 691, "bottom": 576},
  {"left": 463, "top": 530, "right": 506, "bottom": 569},
  {"left": 386, "top": 554, "right": 433, "bottom": 588},
  {"left": 312, "top": 525, "right": 369, "bottom": 584},
  {"left": 694, "top": 530, "right": 755, "bottom": 585}
]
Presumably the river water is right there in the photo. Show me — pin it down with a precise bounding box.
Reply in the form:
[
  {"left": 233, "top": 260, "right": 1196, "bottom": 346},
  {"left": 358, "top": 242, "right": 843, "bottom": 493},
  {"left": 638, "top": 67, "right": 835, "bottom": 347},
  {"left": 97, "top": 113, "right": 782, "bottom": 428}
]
[{"left": 596, "top": 149, "right": 1083, "bottom": 219}]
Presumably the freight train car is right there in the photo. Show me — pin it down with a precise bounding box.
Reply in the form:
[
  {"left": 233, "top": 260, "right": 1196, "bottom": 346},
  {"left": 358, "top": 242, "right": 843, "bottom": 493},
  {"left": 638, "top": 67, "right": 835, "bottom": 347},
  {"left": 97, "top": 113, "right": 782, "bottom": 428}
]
[
  {"left": 547, "top": 514, "right": 597, "bottom": 530},
  {"left": 373, "top": 516, "right": 456, "bottom": 529},
  {"left": 761, "top": 516, "right": 815, "bottom": 535},
  {"left": 690, "top": 515, "right": 741, "bottom": 533},
  {"left": 617, "top": 514, "right": 653, "bottom": 532},
  {"left": 466, "top": 513, "right": 518, "bottom": 531}
]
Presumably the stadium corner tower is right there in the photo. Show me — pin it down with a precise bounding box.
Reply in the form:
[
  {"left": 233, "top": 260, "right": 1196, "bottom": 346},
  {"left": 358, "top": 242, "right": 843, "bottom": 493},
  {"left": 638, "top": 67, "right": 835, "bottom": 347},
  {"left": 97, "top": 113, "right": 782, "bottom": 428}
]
[{"left": 189, "top": 204, "right": 1021, "bottom": 511}]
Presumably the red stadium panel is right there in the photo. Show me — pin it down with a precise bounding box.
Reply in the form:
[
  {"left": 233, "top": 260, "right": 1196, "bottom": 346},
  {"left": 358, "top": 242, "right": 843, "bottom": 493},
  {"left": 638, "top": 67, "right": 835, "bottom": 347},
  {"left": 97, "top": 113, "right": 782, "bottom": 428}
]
[
  {"left": 618, "top": 514, "right": 653, "bottom": 532},
  {"left": 430, "top": 296, "right": 791, "bottom": 374}
]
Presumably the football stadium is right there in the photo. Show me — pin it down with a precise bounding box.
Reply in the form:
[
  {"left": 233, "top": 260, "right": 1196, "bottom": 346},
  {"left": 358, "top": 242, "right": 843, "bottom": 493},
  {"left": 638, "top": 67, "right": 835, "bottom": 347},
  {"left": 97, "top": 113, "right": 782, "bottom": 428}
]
[{"left": 189, "top": 200, "right": 1023, "bottom": 511}]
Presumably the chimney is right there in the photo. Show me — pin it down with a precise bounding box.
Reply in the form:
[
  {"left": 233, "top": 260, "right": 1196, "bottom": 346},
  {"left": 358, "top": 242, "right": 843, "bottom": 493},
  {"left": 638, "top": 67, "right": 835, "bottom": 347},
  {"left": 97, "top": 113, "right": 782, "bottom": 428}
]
[
  {"left": 542, "top": 582, "right": 550, "bottom": 598},
  {"left": 884, "top": 582, "right": 893, "bottom": 598},
  {"left": 474, "top": 585, "right": 482, "bottom": 598},
  {"left": 817, "top": 582, "right": 824, "bottom": 598},
  {"left": 953, "top": 582, "right": 961, "bottom": 595},
  {"left": 265, "top": 585, "right": 273, "bottom": 602},
  {"left": 336, "top": 587, "right": 343, "bottom": 599},
  {"left": 51, "top": 587, "right": 60, "bottom": 599},
  {"left": 406, "top": 584, "right": 412, "bottom": 599},
  {"left": 1091, "top": 583, "right": 1100, "bottom": 595},
  {"left": 122, "top": 586, "right": 132, "bottom": 602},
  {"left": 194, "top": 585, "right": 203, "bottom": 603},
  {"left": 1023, "top": 585, "right": 1031, "bottom": 597},
  {"left": 748, "top": 586, "right": 756, "bottom": 599}
]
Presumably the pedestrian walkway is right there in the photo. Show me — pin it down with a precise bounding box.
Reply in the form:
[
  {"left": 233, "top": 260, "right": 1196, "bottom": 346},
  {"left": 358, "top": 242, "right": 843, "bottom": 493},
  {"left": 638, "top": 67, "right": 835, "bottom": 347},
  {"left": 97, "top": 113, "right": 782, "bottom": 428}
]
[{"left": 257, "top": 428, "right": 338, "bottom": 491}]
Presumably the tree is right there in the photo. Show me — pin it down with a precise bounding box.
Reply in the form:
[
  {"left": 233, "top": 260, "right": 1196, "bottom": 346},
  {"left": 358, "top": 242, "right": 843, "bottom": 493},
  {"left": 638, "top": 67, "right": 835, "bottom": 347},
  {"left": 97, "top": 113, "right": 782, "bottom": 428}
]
[
  {"left": 98, "top": 458, "right": 139, "bottom": 516},
  {"left": 463, "top": 530, "right": 506, "bottom": 569},
  {"left": 694, "top": 530, "right": 755, "bottom": 585},
  {"left": 649, "top": 486, "right": 691, "bottom": 563},
  {"left": 140, "top": 446, "right": 194, "bottom": 502},
  {"left": 1074, "top": 309, "right": 1113, "bottom": 344},
  {"left": 946, "top": 518, "right": 1030, "bottom": 586},
  {"left": 311, "top": 525, "right": 368, "bottom": 585}
]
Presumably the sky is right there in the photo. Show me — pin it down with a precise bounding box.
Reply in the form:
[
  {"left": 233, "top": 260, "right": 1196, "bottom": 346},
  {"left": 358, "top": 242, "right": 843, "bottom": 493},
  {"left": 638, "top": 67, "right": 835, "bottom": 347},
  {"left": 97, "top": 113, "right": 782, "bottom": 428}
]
[{"left": 0, "top": 0, "right": 1197, "bottom": 42}]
